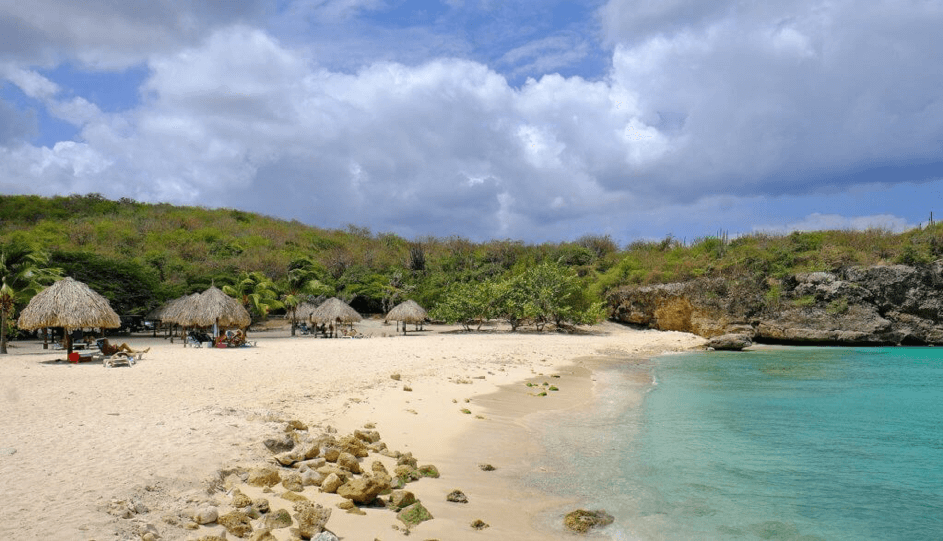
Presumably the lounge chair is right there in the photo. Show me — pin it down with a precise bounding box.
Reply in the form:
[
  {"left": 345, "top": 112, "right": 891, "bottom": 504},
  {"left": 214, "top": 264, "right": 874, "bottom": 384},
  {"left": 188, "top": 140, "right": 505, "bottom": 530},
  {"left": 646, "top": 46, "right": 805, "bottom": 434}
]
[{"left": 102, "top": 351, "right": 142, "bottom": 368}]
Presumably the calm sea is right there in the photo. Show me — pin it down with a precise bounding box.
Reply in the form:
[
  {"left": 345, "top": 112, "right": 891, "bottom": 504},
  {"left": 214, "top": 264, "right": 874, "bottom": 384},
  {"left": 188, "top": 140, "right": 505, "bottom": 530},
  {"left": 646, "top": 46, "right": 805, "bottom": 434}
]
[{"left": 521, "top": 347, "right": 943, "bottom": 540}]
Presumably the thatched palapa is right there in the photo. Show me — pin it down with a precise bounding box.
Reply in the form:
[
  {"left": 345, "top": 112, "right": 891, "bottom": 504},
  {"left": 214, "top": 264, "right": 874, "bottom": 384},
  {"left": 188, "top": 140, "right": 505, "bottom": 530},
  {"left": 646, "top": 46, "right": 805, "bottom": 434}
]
[
  {"left": 386, "top": 300, "right": 427, "bottom": 324},
  {"left": 293, "top": 301, "right": 320, "bottom": 322},
  {"left": 17, "top": 277, "right": 121, "bottom": 354},
  {"left": 309, "top": 297, "right": 362, "bottom": 325},
  {"left": 164, "top": 288, "right": 249, "bottom": 329}
]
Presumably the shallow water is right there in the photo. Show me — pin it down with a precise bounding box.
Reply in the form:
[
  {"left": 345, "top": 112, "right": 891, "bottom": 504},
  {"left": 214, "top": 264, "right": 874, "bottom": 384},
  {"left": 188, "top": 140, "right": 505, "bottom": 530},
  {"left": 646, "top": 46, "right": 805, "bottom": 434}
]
[{"left": 520, "top": 348, "right": 943, "bottom": 540}]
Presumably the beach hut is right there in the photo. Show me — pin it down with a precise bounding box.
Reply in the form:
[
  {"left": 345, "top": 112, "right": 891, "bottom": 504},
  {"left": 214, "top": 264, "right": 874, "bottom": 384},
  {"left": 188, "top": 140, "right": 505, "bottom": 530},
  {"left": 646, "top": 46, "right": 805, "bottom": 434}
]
[
  {"left": 309, "top": 297, "right": 362, "bottom": 337},
  {"left": 163, "top": 287, "right": 250, "bottom": 346},
  {"left": 385, "top": 300, "right": 428, "bottom": 335},
  {"left": 146, "top": 295, "right": 189, "bottom": 337},
  {"left": 292, "top": 300, "right": 320, "bottom": 335},
  {"left": 16, "top": 277, "right": 121, "bottom": 355}
]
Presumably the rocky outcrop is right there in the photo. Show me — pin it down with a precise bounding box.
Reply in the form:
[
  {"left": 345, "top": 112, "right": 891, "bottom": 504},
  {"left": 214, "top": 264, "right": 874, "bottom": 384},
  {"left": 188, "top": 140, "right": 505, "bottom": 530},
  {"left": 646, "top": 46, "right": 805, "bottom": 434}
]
[
  {"left": 609, "top": 261, "right": 943, "bottom": 345},
  {"left": 707, "top": 333, "right": 752, "bottom": 351}
]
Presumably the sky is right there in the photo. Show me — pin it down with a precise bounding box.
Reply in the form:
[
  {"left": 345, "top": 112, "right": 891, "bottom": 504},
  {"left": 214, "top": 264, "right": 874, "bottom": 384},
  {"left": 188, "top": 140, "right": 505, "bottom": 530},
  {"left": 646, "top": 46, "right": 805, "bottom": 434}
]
[{"left": 1, "top": 0, "right": 942, "bottom": 245}]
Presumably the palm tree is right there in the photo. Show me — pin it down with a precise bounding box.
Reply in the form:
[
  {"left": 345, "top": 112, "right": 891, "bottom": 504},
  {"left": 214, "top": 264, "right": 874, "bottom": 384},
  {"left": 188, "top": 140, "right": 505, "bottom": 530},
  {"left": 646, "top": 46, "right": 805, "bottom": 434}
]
[
  {"left": 222, "top": 271, "right": 283, "bottom": 322},
  {"left": 281, "top": 258, "right": 332, "bottom": 336},
  {"left": 0, "top": 245, "right": 62, "bottom": 353}
]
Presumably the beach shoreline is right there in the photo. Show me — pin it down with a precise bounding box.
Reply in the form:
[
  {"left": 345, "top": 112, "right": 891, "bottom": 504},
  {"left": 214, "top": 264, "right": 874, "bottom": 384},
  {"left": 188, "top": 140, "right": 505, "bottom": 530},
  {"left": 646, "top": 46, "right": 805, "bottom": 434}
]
[{"left": 0, "top": 320, "right": 704, "bottom": 540}]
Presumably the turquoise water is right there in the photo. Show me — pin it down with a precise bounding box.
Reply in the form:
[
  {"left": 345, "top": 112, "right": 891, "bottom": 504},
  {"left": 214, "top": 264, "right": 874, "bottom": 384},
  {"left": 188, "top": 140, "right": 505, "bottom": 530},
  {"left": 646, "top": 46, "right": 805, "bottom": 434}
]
[{"left": 523, "top": 348, "right": 943, "bottom": 540}]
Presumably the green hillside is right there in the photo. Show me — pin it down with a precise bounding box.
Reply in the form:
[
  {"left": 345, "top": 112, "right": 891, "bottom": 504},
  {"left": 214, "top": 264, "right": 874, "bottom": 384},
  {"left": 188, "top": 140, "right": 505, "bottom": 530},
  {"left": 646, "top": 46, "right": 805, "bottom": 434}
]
[{"left": 1, "top": 193, "right": 940, "bottom": 323}]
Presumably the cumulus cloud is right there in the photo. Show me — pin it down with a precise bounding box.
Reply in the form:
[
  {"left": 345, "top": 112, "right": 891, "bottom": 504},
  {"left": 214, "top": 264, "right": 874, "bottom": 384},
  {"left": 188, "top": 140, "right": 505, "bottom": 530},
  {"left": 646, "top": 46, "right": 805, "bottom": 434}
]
[
  {"left": 754, "top": 212, "right": 915, "bottom": 234},
  {"left": 0, "top": 1, "right": 941, "bottom": 242},
  {"left": 0, "top": 0, "right": 271, "bottom": 68}
]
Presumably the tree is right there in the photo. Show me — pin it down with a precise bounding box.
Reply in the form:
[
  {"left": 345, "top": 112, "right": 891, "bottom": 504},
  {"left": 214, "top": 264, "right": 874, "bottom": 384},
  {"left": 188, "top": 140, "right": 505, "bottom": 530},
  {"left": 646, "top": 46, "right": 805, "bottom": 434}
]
[
  {"left": 223, "top": 271, "right": 282, "bottom": 321},
  {"left": 0, "top": 244, "right": 62, "bottom": 353},
  {"left": 281, "top": 258, "right": 332, "bottom": 336},
  {"left": 430, "top": 279, "right": 503, "bottom": 331}
]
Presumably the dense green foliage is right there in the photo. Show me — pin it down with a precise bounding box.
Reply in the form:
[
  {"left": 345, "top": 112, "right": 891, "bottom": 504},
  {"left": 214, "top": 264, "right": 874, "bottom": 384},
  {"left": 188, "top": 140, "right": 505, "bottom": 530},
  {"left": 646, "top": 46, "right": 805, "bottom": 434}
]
[
  {"left": 1, "top": 194, "right": 941, "bottom": 332},
  {"left": 0, "top": 244, "right": 61, "bottom": 352}
]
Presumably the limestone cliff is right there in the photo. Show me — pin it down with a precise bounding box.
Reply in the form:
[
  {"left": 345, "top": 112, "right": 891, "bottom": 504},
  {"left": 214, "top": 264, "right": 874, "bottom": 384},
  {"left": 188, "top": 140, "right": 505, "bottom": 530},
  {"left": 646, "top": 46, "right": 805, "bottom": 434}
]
[{"left": 608, "top": 261, "right": 943, "bottom": 345}]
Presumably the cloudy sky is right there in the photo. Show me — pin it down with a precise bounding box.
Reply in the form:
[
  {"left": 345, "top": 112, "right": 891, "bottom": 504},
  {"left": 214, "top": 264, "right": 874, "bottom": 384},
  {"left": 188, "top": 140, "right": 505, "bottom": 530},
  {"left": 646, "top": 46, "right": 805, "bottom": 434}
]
[{"left": 1, "top": 0, "right": 941, "bottom": 244}]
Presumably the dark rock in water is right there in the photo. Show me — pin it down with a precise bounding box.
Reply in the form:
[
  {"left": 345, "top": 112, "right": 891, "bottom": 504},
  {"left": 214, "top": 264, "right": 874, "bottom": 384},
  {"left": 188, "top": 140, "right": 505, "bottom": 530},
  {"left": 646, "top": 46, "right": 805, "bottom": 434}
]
[
  {"left": 564, "top": 509, "right": 614, "bottom": 534},
  {"left": 218, "top": 510, "right": 253, "bottom": 537},
  {"left": 707, "top": 333, "right": 752, "bottom": 351},
  {"left": 397, "top": 502, "right": 433, "bottom": 526},
  {"left": 470, "top": 519, "right": 489, "bottom": 530},
  {"left": 446, "top": 489, "right": 468, "bottom": 503},
  {"left": 263, "top": 434, "right": 295, "bottom": 453}
]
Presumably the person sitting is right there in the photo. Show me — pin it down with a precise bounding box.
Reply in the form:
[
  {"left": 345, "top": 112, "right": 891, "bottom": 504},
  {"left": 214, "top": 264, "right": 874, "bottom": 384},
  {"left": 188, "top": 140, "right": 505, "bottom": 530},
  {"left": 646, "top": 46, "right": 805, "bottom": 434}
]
[{"left": 98, "top": 338, "right": 149, "bottom": 356}]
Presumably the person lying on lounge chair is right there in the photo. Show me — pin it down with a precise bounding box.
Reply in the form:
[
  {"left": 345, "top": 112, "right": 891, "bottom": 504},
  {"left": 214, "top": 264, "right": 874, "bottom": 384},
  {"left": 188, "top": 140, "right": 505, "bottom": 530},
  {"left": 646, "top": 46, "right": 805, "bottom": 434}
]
[{"left": 98, "top": 338, "right": 150, "bottom": 356}]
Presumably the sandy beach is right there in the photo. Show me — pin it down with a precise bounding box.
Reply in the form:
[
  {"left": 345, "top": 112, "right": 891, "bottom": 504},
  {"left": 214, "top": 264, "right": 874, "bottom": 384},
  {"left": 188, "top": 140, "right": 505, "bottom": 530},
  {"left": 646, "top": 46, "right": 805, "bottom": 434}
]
[{"left": 0, "top": 320, "right": 704, "bottom": 540}]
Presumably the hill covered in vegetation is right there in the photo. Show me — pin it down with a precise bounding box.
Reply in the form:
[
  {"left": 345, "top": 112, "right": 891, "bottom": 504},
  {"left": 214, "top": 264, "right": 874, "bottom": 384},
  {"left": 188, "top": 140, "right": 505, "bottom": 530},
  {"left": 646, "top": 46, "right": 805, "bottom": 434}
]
[{"left": 2, "top": 193, "right": 942, "bottom": 328}]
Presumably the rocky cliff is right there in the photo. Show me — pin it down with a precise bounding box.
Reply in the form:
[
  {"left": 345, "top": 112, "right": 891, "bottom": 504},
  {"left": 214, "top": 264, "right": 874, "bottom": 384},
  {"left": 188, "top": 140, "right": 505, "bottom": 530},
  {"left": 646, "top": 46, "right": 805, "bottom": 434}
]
[{"left": 608, "top": 261, "right": 943, "bottom": 345}]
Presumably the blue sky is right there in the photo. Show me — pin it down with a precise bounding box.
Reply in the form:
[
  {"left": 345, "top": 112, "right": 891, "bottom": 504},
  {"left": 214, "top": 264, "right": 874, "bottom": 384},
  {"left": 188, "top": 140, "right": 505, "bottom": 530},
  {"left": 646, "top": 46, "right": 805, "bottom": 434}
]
[{"left": 1, "top": 0, "right": 942, "bottom": 244}]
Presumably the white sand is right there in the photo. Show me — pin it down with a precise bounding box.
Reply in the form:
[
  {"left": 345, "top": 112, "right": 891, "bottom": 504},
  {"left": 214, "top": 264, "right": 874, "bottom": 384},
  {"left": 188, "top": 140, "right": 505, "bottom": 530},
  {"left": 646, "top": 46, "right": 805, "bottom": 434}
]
[{"left": 0, "top": 320, "right": 704, "bottom": 540}]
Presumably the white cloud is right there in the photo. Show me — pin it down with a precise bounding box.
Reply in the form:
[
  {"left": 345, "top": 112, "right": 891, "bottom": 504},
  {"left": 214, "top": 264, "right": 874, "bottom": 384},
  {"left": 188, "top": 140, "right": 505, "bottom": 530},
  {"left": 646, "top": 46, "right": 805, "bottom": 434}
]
[{"left": 753, "top": 213, "right": 915, "bottom": 234}]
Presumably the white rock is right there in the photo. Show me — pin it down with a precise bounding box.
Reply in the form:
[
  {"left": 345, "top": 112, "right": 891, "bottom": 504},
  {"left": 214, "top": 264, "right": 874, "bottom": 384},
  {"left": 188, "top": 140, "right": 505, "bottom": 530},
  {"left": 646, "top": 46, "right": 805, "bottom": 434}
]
[{"left": 194, "top": 505, "right": 218, "bottom": 525}]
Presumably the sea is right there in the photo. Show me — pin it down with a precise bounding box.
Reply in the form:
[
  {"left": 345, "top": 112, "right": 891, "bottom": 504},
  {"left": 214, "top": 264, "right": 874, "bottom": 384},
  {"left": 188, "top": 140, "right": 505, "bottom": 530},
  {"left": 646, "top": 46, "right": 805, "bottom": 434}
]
[{"left": 519, "top": 347, "right": 943, "bottom": 540}]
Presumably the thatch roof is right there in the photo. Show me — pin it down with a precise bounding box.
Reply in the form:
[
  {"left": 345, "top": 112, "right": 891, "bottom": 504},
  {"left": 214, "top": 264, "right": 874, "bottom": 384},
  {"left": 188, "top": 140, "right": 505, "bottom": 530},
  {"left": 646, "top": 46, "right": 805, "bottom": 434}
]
[
  {"left": 17, "top": 277, "right": 121, "bottom": 331},
  {"left": 293, "top": 300, "right": 320, "bottom": 322},
  {"left": 386, "top": 300, "right": 427, "bottom": 324},
  {"left": 163, "top": 287, "right": 250, "bottom": 328},
  {"left": 309, "top": 297, "right": 362, "bottom": 325},
  {"left": 146, "top": 295, "right": 188, "bottom": 321},
  {"left": 196, "top": 286, "right": 250, "bottom": 328},
  {"left": 161, "top": 293, "right": 202, "bottom": 326}
]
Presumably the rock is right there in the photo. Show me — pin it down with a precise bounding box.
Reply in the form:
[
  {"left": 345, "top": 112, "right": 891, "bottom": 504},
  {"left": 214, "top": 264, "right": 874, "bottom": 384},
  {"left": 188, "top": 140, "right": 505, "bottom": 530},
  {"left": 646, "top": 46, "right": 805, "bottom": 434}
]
[
  {"left": 396, "top": 502, "right": 433, "bottom": 526},
  {"left": 354, "top": 429, "right": 381, "bottom": 443},
  {"left": 218, "top": 510, "right": 253, "bottom": 538},
  {"left": 247, "top": 466, "right": 281, "bottom": 487},
  {"left": 337, "top": 435, "right": 369, "bottom": 458},
  {"left": 274, "top": 451, "right": 301, "bottom": 466},
  {"left": 248, "top": 529, "right": 278, "bottom": 541},
  {"left": 297, "top": 458, "right": 327, "bottom": 471},
  {"left": 446, "top": 490, "right": 468, "bottom": 503},
  {"left": 316, "top": 465, "right": 349, "bottom": 481},
  {"left": 336, "top": 475, "right": 389, "bottom": 504},
  {"left": 322, "top": 447, "right": 340, "bottom": 462},
  {"left": 253, "top": 498, "right": 270, "bottom": 514},
  {"left": 396, "top": 452, "right": 418, "bottom": 468},
  {"left": 336, "top": 500, "right": 356, "bottom": 510},
  {"left": 280, "top": 491, "right": 308, "bottom": 503},
  {"left": 286, "top": 420, "right": 308, "bottom": 432},
  {"left": 563, "top": 509, "right": 615, "bottom": 534},
  {"left": 387, "top": 490, "right": 416, "bottom": 510},
  {"left": 390, "top": 373, "right": 401, "bottom": 381},
  {"left": 470, "top": 519, "right": 489, "bottom": 530},
  {"left": 194, "top": 505, "right": 219, "bottom": 524},
  {"left": 371, "top": 461, "right": 389, "bottom": 476},
  {"left": 336, "top": 452, "right": 362, "bottom": 474},
  {"left": 478, "top": 463, "right": 496, "bottom": 471},
  {"left": 293, "top": 501, "right": 332, "bottom": 538},
  {"left": 263, "top": 508, "right": 293, "bottom": 529},
  {"left": 312, "top": 532, "right": 339, "bottom": 541},
  {"left": 417, "top": 464, "right": 439, "bottom": 478},
  {"left": 394, "top": 465, "right": 421, "bottom": 483},
  {"left": 301, "top": 470, "right": 325, "bottom": 486},
  {"left": 403, "top": 385, "right": 413, "bottom": 392},
  {"left": 706, "top": 333, "right": 753, "bottom": 351},
  {"left": 320, "top": 473, "right": 344, "bottom": 493},
  {"left": 231, "top": 489, "right": 252, "bottom": 508},
  {"left": 263, "top": 434, "right": 295, "bottom": 453},
  {"left": 282, "top": 472, "right": 304, "bottom": 492},
  {"left": 367, "top": 441, "right": 388, "bottom": 453}
]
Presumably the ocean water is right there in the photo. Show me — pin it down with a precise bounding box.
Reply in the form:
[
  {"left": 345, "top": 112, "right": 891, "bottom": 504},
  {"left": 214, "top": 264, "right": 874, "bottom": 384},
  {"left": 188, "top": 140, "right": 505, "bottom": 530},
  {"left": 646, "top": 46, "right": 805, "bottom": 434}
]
[{"left": 521, "top": 348, "right": 943, "bottom": 540}]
